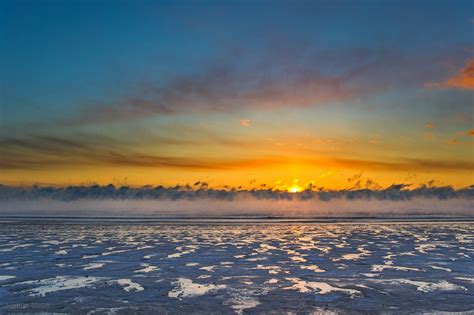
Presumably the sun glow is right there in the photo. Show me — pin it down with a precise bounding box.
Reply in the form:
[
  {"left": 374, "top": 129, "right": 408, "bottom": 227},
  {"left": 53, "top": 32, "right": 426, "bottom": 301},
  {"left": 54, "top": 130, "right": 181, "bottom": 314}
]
[
  {"left": 288, "top": 179, "right": 303, "bottom": 193},
  {"left": 289, "top": 185, "right": 302, "bottom": 193}
]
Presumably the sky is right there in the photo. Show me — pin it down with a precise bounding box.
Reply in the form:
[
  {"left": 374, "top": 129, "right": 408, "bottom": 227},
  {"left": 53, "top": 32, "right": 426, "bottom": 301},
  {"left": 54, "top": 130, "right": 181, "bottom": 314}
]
[{"left": 0, "top": 0, "right": 473, "bottom": 191}]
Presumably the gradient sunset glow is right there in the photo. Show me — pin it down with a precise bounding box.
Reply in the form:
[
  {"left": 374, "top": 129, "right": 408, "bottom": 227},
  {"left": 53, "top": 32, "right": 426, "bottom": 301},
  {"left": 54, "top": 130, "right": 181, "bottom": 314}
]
[{"left": 1, "top": 0, "right": 473, "bottom": 191}]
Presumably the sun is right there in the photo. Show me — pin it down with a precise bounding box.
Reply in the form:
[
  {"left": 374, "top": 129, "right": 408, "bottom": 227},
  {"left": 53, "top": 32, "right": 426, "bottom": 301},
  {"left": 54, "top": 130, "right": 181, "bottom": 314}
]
[
  {"left": 289, "top": 185, "right": 302, "bottom": 193},
  {"left": 288, "top": 179, "right": 303, "bottom": 193}
]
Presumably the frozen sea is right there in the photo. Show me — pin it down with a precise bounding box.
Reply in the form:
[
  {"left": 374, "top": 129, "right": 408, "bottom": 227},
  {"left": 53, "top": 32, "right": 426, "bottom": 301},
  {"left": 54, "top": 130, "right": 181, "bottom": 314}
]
[{"left": 0, "top": 218, "right": 473, "bottom": 314}]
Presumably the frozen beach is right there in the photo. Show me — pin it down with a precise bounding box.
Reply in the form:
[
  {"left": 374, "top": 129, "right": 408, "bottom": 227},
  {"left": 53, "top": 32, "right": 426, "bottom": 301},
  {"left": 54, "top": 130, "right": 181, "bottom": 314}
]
[{"left": 0, "top": 219, "right": 473, "bottom": 314}]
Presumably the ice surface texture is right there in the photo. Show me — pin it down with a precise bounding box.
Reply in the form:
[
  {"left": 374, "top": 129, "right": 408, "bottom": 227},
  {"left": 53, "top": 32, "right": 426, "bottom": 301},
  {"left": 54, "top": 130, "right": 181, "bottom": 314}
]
[{"left": 0, "top": 221, "right": 473, "bottom": 314}]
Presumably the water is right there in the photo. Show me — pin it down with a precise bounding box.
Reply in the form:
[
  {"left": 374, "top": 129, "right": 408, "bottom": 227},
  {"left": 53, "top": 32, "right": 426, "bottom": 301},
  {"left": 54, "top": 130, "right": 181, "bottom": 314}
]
[{"left": 0, "top": 219, "right": 473, "bottom": 314}]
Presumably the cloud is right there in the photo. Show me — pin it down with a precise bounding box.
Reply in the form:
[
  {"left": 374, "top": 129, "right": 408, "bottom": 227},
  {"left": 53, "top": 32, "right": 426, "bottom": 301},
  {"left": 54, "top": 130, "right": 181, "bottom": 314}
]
[
  {"left": 0, "top": 134, "right": 219, "bottom": 170},
  {"left": 240, "top": 119, "right": 251, "bottom": 127},
  {"left": 457, "top": 129, "right": 474, "bottom": 137},
  {"left": 426, "top": 59, "right": 474, "bottom": 90},
  {"left": 322, "top": 157, "right": 474, "bottom": 172},
  {"left": 77, "top": 66, "right": 371, "bottom": 125},
  {"left": 68, "top": 46, "right": 444, "bottom": 125},
  {"left": 446, "top": 139, "right": 458, "bottom": 145},
  {"left": 1, "top": 135, "right": 473, "bottom": 173},
  {"left": 2, "top": 133, "right": 473, "bottom": 172}
]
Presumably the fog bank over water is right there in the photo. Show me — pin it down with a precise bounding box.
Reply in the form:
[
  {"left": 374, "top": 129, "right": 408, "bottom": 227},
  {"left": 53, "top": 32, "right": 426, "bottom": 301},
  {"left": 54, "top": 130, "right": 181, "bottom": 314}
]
[
  {"left": 0, "top": 184, "right": 473, "bottom": 217},
  {"left": 1, "top": 197, "right": 473, "bottom": 217}
]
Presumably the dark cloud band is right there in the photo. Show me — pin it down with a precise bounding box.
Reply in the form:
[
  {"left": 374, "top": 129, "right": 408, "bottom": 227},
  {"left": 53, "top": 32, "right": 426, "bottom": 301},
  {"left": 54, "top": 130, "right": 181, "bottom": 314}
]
[{"left": 1, "top": 184, "right": 473, "bottom": 202}]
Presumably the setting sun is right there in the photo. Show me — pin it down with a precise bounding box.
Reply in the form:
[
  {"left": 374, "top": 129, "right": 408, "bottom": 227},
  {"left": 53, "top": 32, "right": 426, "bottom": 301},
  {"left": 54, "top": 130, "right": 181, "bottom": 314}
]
[
  {"left": 289, "top": 185, "right": 302, "bottom": 193},
  {"left": 288, "top": 179, "right": 303, "bottom": 193}
]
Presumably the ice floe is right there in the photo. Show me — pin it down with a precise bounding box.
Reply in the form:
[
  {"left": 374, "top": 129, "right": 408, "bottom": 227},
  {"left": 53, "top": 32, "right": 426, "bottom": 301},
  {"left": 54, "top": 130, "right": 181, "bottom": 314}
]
[
  {"left": 116, "top": 279, "right": 144, "bottom": 292},
  {"left": 455, "top": 277, "right": 474, "bottom": 283},
  {"left": 224, "top": 295, "right": 260, "bottom": 315},
  {"left": 395, "top": 279, "right": 466, "bottom": 292},
  {"left": 168, "top": 278, "right": 226, "bottom": 299},
  {"left": 265, "top": 278, "right": 279, "bottom": 284},
  {"left": 83, "top": 262, "right": 105, "bottom": 270},
  {"left": 284, "top": 278, "right": 360, "bottom": 296},
  {"left": 430, "top": 265, "right": 452, "bottom": 272},
  {"left": 0, "top": 275, "right": 15, "bottom": 281},
  {"left": 18, "top": 276, "right": 104, "bottom": 297},
  {"left": 135, "top": 263, "right": 159, "bottom": 273},
  {"left": 300, "top": 265, "right": 325, "bottom": 273},
  {"left": 199, "top": 265, "right": 216, "bottom": 272},
  {"left": 372, "top": 264, "right": 420, "bottom": 272}
]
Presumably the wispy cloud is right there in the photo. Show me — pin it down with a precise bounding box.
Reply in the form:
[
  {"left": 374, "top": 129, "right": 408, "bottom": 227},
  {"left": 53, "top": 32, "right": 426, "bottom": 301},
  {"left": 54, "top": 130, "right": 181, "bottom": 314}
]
[
  {"left": 77, "top": 68, "right": 369, "bottom": 124},
  {"left": 69, "top": 46, "right": 444, "bottom": 125},
  {"left": 1, "top": 133, "right": 473, "bottom": 173},
  {"left": 425, "top": 122, "right": 434, "bottom": 129},
  {"left": 240, "top": 119, "right": 251, "bottom": 127},
  {"left": 0, "top": 134, "right": 226, "bottom": 170},
  {"left": 425, "top": 59, "right": 474, "bottom": 90},
  {"left": 330, "top": 157, "right": 474, "bottom": 172}
]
